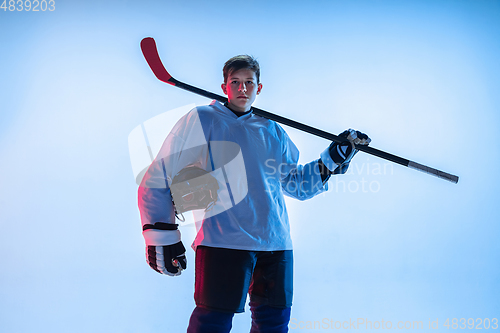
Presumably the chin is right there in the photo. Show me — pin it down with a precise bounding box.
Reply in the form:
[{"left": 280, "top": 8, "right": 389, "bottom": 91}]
[{"left": 234, "top": 102, "right": 249, "bottom": 110}]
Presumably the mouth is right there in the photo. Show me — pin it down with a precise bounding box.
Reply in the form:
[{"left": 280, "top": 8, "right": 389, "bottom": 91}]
[{"left": 237, "top": 96, "right": 248, "bottom": 99}]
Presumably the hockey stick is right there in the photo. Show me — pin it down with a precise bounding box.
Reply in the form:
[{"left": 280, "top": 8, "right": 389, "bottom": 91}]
[{"left": 140, "top": 37, "right": 459, "bottom": 184}]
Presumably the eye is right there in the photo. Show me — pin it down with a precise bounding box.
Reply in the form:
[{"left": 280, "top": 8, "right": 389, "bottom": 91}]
[{"left": 246, "top": 81, "right": 254, "bottom": 85}]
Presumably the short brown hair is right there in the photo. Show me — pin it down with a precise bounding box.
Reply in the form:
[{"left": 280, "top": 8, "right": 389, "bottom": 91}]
[{"left": 223, "top": 55, "right": 260, "bottom": 84}]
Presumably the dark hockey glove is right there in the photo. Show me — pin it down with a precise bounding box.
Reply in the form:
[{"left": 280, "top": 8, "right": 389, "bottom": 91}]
[
  {"left": 320, "top": 129, "right": 371, "bottom": 174},
  {"left": 143, "top": 223, "right": 187, "bottom": 276},
  {"left": 146, "top": 241, "right": 187, "bottom": 276}
]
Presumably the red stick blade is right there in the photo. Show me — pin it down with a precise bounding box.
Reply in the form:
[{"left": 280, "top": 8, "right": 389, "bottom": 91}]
[{"left": 140, "top": 37, "right": 174, "bottom": 84}]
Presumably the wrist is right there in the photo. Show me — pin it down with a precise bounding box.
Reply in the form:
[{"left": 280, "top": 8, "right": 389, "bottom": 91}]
[
  {"left": 143, "top": 229, "right": 181, "bottom": 246},
  {"left": 320, "top": 146, "right": 340, "bottom": 172}
]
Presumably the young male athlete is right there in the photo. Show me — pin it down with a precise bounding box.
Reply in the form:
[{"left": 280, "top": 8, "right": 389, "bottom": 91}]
[{"left": 138, "top": 55, "right": 370, "bottom": 333}]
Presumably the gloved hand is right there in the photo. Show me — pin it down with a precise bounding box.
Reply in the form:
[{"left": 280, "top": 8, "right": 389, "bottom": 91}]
[
  {"left": 143, "top": 224, "right": 187, "bottom": 276},
  {"left": 146, "top": 241, "right": 187, "bottom": 276},
  {"left": 320, "top": 129, "right": 371, "bottom": 174}
]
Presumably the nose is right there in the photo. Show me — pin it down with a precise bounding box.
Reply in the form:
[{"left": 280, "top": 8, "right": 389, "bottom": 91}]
[{"left": 238, "top": 82, "right": 247, "bottom": 93}]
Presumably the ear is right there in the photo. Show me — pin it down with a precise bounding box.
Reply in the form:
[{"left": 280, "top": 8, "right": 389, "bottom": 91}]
[
  {"left": 256, "top": 83, "right": 263, "bottom": 95},
  {"left": 221, "top": 83, "right": 227, "bottom": 95}
]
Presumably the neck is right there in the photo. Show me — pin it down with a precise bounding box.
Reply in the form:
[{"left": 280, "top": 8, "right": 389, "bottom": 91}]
[{"left": 224, "top": 102, "right": 251, "bottom": 117}]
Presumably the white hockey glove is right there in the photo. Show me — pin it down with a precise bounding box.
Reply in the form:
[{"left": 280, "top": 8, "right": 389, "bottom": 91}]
[
  {"left": 320, "top": 129, "right": 371, "bottom": 174},
  {"left": 143, "top": 224, "right": 187, "bottom": 276}
]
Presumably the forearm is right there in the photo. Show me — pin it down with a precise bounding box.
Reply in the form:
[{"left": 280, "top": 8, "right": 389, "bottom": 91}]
[
  {"left": 281, "top": 159, "right": 327, "bottom": 200},
  {"left": 318, "top": 159, "right": 333, "bottom": 183}
]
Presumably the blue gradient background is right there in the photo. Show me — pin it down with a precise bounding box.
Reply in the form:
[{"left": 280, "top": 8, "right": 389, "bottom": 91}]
[{"left": 1, "top": 0, "right": 499, "bottom": 332}]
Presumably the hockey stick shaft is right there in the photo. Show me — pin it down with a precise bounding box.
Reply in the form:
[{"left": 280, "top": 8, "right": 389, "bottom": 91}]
[{"left": 140, "top": 37, "right": 459, "bottom": 184}]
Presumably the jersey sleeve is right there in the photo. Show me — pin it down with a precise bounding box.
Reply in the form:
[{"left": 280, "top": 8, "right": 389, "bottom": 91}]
[
  {"left": 278, "top": 127, "right": 328, "bottom": 200},
  {"left": 138, "top": 108, "right": 211, "bottom": 245}
]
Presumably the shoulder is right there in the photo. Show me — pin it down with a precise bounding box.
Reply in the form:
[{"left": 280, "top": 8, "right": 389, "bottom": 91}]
[
  {"left": 192, "top": 104, "right": 215, "bottom": 114},
  {"left": 168, "top": 104, "right": 218, "bottom": 136},
  {"left": 177, "top": 102, "right": 222, "bottom": 125},
  {"left": 194, "top": 101, "right": 230, "bottom": 121},
  {"left": 253, "top": 114, "right": 289, "bottom": 140}
]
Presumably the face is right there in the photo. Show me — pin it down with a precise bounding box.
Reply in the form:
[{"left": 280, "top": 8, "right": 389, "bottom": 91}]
[{"left": 221, "top": 68, "right": 262, "bottom": 112}]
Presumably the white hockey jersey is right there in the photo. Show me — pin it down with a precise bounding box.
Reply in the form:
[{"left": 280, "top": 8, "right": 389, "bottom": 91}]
[{"left": 138, "top": 101, "right": 328, "bottom": 251}]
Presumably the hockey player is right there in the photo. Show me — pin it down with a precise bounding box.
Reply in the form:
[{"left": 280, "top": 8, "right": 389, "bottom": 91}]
[{"left": 138, "top": 55, "right": 370, "bottom": 333}]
